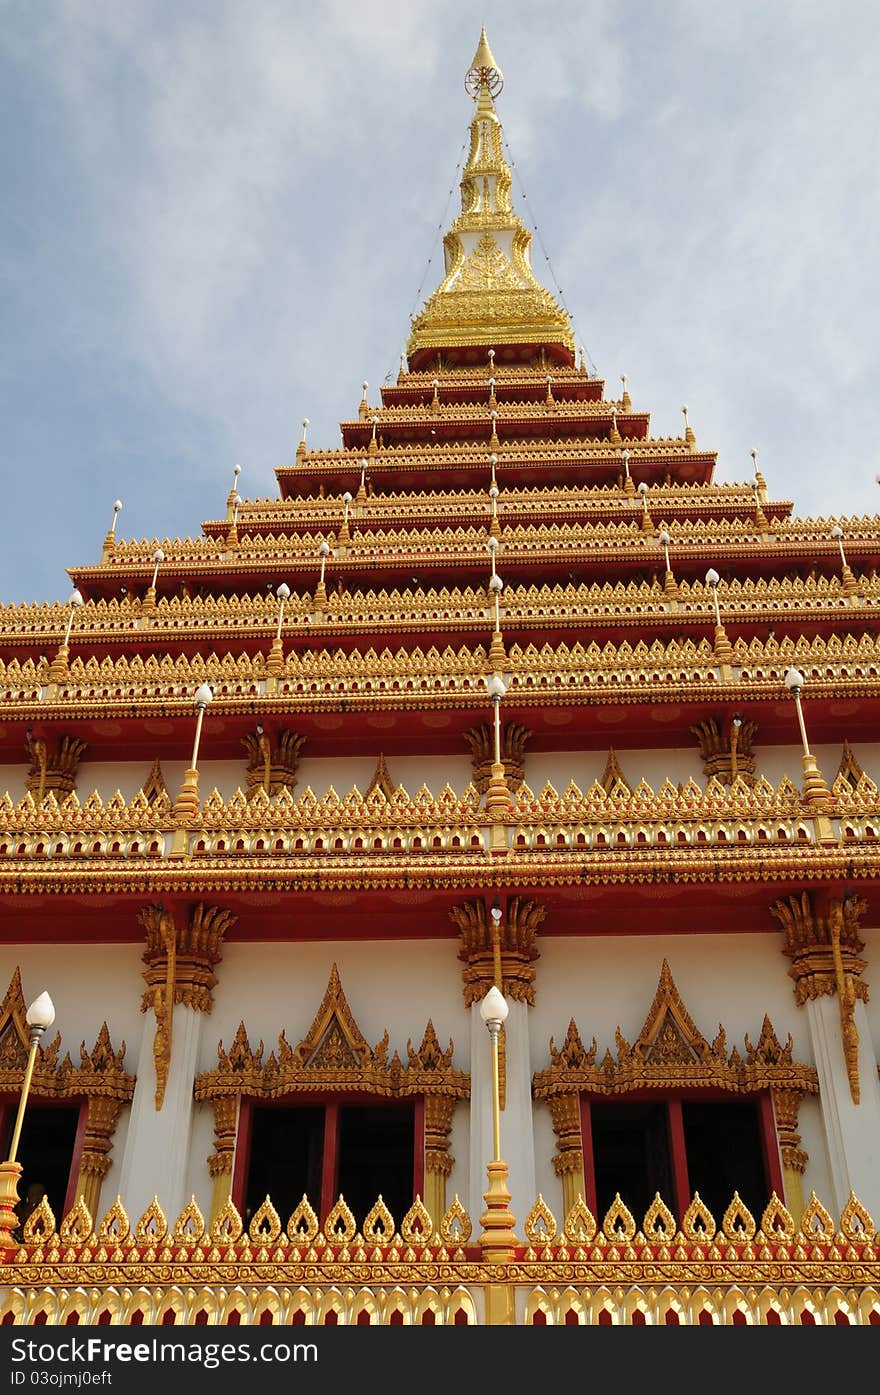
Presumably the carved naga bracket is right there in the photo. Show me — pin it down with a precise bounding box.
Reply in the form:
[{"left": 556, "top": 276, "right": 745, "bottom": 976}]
[
  {"left": 25, "top": 731, "right": 88, "bottom": 802},
  {"left": 769, "top": 891, "right": 867, "bottom": 1105},
  {"left": 451, "top": 895, "right": 544, "bottom": 1006},
  {"left": 691, "top": 715, "right": 758, "bottom": 787},
  {"left": 138, "top": 902, "right": 237, "bottom": 1110},
  {"left": 462, "top": 722, "right": 531, "bottom": 796},
  {"left": 241, "top": 727, "right": 306, "bottom": 800}
]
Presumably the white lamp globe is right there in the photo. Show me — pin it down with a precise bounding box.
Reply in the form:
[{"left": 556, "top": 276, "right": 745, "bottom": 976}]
[
  {"left": 318, "top": 541, "right": 331, "bottom": 557},
  {"left": 479, "top": 985, "right": 509, "bottom": 1026},
  {"left": 489, "top": 574, "right": 504, "bottom": 592},
  {"left": 486, "top": 672, "right": 508, "bottom": 700},
  {"left": 70, "top": 589, "right": 84, "bottom": 608},
  {"left": 26, "top": 991, "right": 55, "bottom": 1029},
  {"left": 153, "top": 547, "right": 164, "bottom": 563},
  {"left": 194, "top": 682, "right": 213, "bottom": 708},
  {"left": 276, "top": 583, "right": 291, "bottom": 600},
  {"left": 705, "top": 568, "right": 720, "bottom": 587},
  {"left": 658, "top": 530, "right": 671, "bottom": 547},
  {"left": 785, "top": 668, "right": 805, "bottom": 693}
]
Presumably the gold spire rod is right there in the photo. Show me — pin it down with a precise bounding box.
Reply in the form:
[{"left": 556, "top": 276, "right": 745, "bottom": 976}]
[{"left": 465, "top": 26, "right": 503, "bottom": 97}]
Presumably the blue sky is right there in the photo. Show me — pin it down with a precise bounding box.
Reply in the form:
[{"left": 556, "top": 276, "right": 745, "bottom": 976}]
[{"left": 1, "top": 1, "right": 878, "bottom": 601}]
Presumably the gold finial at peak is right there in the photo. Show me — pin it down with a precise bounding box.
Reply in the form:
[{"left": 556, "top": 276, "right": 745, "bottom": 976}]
[{"left": 465, "top": 26, "right": 503, "bottom": 98}]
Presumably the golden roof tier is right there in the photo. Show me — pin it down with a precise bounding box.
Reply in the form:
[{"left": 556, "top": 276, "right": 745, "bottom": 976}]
[{"left": 406, "top": 31, "right": 576, "bottom": 367}]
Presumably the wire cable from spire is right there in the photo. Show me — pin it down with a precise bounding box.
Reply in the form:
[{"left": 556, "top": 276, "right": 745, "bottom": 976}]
[
  {"left": 383, "top": 138, "right": 468, "bottom": 383},
  {"left": 501, "top": 131, "right": 599, "bottom": 377}
]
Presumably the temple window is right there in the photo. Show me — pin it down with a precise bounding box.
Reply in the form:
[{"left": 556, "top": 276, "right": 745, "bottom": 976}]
[
  {"left": 584, "top": 1094, "right": 773, "bottom": 1224},
  {"left": 238, "top": 1098, "right": 419, "bottom": 1232},
  {"left": 0, "top": 1099, "right": 83, "bottom": 1233}
]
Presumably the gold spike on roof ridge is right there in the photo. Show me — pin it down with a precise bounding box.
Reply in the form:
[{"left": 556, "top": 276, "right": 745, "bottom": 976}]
[{"left": 407, "top": 31, "right": 574, "bottom": 361}]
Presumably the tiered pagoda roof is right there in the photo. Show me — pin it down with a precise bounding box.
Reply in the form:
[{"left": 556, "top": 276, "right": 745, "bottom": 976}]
[{"left": 1, "top": 27, "right": 880, "bottom": 949}]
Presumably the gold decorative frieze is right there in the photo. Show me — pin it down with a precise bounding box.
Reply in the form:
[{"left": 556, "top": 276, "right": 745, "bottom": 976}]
[
  {"left": 2, "top": 1188, "right": 878, "bottom": 1326},
  {"left": 195, "top": 964, "right": 468, "bottom": 1104},
  {"left": 451, "top": 896, "right": 544, "bottom": 1006}
]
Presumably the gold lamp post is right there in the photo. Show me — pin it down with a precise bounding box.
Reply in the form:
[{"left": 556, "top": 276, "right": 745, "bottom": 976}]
[
  {"left": 171, "top": 682, "right": 213, "bottom": 844},
  {"left": 621, "top": 447, "right": 634, "bottom": 497},
  {"left": 657, "top": 529, "right": 679, "bottom": 602},
  {"left": 706, "top": 566, "right": 734, "bottom": 670},
  {"left": 266, "top": 582, "right": 291, "bottom": 681},
  {"left": 784, "top": 667, "right": 833, "bottom": 819},
  {"left": 478, "top": 982, "right": 517, "bottom": 1319},
  {"left": 314, "top": 540, "right": 331, "bottom": 612},
  {"left": 101, "top": 499, "right": 123, "bottom": 561},
  {"left": 47, "top": 588, "right": 84, "bottom": 686},
  {"left": 143, "top": 546, "right": 164, "bottom": 619},
  {"left": 0, "top": 991, "right": 56, "bottom": 1249},
  {"left": 831, "top": 525, "right": 859, "bottom": 597}
]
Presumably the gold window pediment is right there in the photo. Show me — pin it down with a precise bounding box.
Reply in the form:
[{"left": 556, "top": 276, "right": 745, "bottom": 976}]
[
  {"left": 195, "top": 963, "right": 469, "bottom": 1102},
  {"left": 533, "top": 959, "right": 818, "bottom": 1097}
]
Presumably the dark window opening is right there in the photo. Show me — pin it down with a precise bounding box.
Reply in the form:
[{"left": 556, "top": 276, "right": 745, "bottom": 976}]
[
  {"left": 590, "top": 1100, "right": 673, "bottom": 1224},
  {"left": 0, "top": 1104, "right": 79, "bottom": 1235},
  {"left": 682, "top": 1099, "right": 768, "bottom": 1221},
  {"left": 338, "top": 1103, "right": 414, "bottom": 1230},
  {"left": 244, "top": 1105, "right": 324, "bottom": 1228}
]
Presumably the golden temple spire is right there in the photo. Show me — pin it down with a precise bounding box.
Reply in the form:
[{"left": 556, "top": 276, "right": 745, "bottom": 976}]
[{"left": 407, "top": 31, "right": 574, "bottom": 365}]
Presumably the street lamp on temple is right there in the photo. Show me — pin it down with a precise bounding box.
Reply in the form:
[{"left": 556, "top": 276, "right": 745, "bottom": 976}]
[
  {"left": 637, "top": 480, "right": 654, "bottom": 536},
  {"left": 338, "top": 490, "right": 354, "bottom": 547},
  {"left": 297, "top": 419, "right": 309, "bottom": 459},
  {"left": 267, "top": 582, "right": 291, "bottom": 680},
  {"left": 0, "top": 991, "right": 56, "bottom": 1249},
  {"left": 784, "top": 667, "right": 833, "bottom": 811},
  {"left": 484, "top": 670, "right": 511, "bottom": 823},
  {"left": 225, "top": 493, "right": 241, "bottom": 551},
  {"left": 831, "top": 525, "right": 859, "bottom": 597},
  {"left": 478, "top": 983, "right": 516, "bottom": 1270},
  {"left": 47, "top": 588, "right": 84, "bottom": 685},
  {"left": 657, "top": 529, "right": 679, "bottom": 601},
  {"left": 172, "top": 682, "right": 213, "bottom": 828},
  {"left": 705, "top": 567, "right": 734, "bottom": 670},
  {"left": 227, "top": 463, "right": 242, "bottom": 516},
  {"left": 143, "top": 547, "right": 165, "bottom": 618},
  {"left": 314, "top": 540, "right": 331, "bottom": 612},
  {"left": 357, "top": 457, "right": 368, "bottom": 505},
  {"left": 489, "top": 408, "right": 499, "bottom": 448},
  {"left": 750, "top": 447, "right": 767, "bottom": 497},
  {"left": 621, "top": 448, "right": 634, "bottom": 498}
]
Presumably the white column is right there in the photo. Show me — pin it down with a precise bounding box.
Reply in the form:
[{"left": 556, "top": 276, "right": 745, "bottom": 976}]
[
  {"left": 468, "top": 998, "right": 536, "bottom": 1232},
  {"left": 118, "top": 1004, "right": 205, "bottom": 1222},
  {"left": 805, "top": 995, "right": 880, "bottom": 1216}
]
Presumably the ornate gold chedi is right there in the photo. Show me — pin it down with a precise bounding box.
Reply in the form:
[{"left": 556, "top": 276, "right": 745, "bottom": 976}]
[{"left": 407, "top": 32, "right": 574, "bottom": 360}]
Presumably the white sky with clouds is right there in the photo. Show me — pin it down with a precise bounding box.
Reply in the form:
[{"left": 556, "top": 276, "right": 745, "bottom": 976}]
[{"left": 1, "top": 0, "right": 878, "bottom": 601}]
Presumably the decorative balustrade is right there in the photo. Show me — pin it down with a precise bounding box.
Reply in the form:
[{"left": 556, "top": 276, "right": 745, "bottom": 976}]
[
  {"left": 2, "top": 1189, "right": 878, "bottom": 1326},
  {"left": 3, "top": 633, "right": 880, "bottom": 706},
  {"left": 0, "top": 772, "right": 877, "bottom": 864}
]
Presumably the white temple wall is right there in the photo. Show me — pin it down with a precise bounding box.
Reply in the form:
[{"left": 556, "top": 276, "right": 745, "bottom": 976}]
[
  {"left": 863, "top": 927, "right": 880, "bottom": 1057},
  {"left": 797, "top": 1094, "right": 835, "bottom": 1207},
  {"left": 532, "top": 1097, "right": 561, "bottom": 1217},
  {"left": 184, "top": 1101, "right": 217, "bottom": 1219}
]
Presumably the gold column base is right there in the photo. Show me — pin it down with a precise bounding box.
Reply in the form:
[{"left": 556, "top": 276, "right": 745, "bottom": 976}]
[
  {"left": 782, "top": 1166, "right": 805, "bottom": 1226},
  {"left": 356, "top": 484, "right": 367, "bottom": 505},
  {"left": 641, "top": 513, "right": 655, "bottom": 537},
  {"left": 101, "top": 531, "right": 116, "bottom": 564},
  {"left": 561, "top": 1165, "right": 587, "bottom": 1222},
  {"left": 0, "top": 1160, "right": 23, "bottom": 1250},
  {"left": 485, "top": 762, "right": 511, "bottom": 818},
  {"left": 488, "top": 632, "right": 507, "bottom": 669},
  {"left": 754, "top": 471, "right": 768, "bottom": 500},
  {"left": 685, "top": 426, "right": 696, "bottom": 450},
  {"left": 172, "top": 769, "right": 200, "bottom": 821},
  {"left": 479, "top": 1158, "right": 517, "bottom": 1264},
  {"left": 209, "top": 1169, "right": 234, "bottom": 1227},
  {"left": 754, "top": 508, "right": 769, "bottom": 533},
  {"left": 801, "top": 752, "right": 831, "bottom": 805},
  {"left": 313, "top": 580, "right": 327, "bottom": 611},
  {"left": 423, "top": 1169, "right": 446, "bottom": 1233},
  {"left": 47, "top": 644, "right": 70, "bottom": 685},
  {"left": 842, "top": 565, "right": 859, "bottom": 597},
  {"left": 141, "top": 587, "right": 157, "bottom": 620},
  {"left": 266, "top": 637, "right": 284, "bottom": 677},
  {"left": 490, "top": 431, "right": 499, "bottom": 449},
  {"left": 489, "top": 513, "right": 502, "bottom": 541},
  {"left": 713, "top": 624, "right": 734, "bottom": 666},
  {"left": 368, "top": 438, "right": 378, "bottom": 456},
  {"left": 224, "top": 526, "right": 238, "bottom": 551},
  {"left": 663, "top": 571, "right": 679, "bottom": 602},
  {"left": 296, "top": 441, "right": 306, "bottom": 460},
  {"left": 337, "top": 524, "right": 351, "bottom": 547},
  {"left": 623, "top": 475, "right": 635, "bottom": 498}
]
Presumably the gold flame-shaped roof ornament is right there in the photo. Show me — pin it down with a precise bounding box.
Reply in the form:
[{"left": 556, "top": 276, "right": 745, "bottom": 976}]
[
  {"left": 465, "top": 27, "right": 504, "bottom": 98},
  {"left": 407, "top": 30, "right": 575, "bottom": 368}
]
